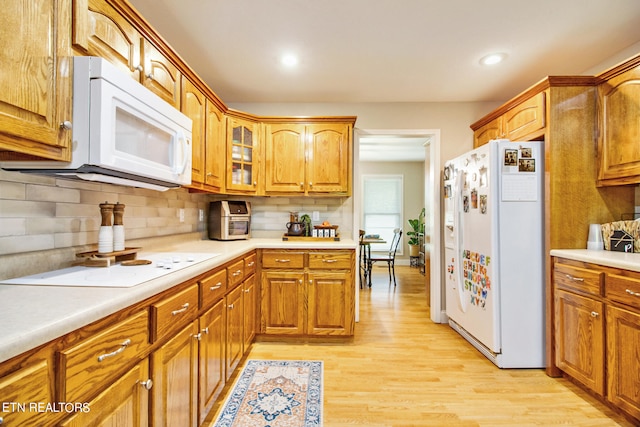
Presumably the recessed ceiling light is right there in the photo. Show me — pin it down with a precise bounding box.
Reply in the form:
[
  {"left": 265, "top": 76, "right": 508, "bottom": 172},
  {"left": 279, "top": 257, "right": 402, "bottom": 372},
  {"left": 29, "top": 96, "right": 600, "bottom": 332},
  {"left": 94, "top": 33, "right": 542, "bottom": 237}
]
[
  {"left": 281, "top": 54, "right": 298, "bottom": 67},
  {"left": 480, "top": 53, "right": 507, "bottom": 66}
]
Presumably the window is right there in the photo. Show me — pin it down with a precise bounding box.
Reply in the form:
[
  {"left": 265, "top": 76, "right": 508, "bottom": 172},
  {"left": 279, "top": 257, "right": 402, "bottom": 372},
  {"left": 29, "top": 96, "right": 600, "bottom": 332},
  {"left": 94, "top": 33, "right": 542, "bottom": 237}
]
[{"left": 362, "top": 174, "right": 403, "bottom": 253}]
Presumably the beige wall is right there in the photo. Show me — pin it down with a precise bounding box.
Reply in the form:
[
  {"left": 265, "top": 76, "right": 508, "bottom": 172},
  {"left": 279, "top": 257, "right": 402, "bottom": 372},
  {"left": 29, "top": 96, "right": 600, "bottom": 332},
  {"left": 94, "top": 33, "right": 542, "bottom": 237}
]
[{"left": 359, "top": 161, "right": 424, "bottom": 261}]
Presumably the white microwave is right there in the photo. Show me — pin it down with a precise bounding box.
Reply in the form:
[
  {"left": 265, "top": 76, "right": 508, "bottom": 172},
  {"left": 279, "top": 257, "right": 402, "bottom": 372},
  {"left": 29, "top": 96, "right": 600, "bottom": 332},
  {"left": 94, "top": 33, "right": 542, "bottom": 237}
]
[{"left": 1, "top": 57, "right": 193, "bottom": 191}]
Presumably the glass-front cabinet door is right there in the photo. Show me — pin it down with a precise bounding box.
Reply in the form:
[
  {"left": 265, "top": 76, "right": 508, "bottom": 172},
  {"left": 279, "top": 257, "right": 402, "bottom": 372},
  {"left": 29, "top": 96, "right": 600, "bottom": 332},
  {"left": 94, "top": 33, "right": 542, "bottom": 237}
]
[{"left": 226, "top": 116, "right": 259, "bottom": 193}]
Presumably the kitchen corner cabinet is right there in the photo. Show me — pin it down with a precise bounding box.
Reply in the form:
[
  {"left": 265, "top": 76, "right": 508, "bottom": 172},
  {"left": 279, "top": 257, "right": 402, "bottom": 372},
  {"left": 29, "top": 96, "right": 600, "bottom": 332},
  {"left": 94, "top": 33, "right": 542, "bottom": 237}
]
[
  {"left": 553, "top": 257, "right": 640, "bottom": 422},
  {"left": 596, "top": 56, "right": 640, "bottom": 186},
  {"left": 0, "top": 0, "right": 72, "bottom": 162},
  {"left": 263, "top": 121, "right": 354, "bottom": 196},
  {"left": 259, "top": 249, "right": 355, "bottom": 337},
  {"left": 472, "top": 91, "right": 545, "bottom": 147},
  {"left": 181, "top": 78, "right": 207, "bottom": 186},
  {"left": 226, "top": 115, "right": 261, "bottom": 194}
]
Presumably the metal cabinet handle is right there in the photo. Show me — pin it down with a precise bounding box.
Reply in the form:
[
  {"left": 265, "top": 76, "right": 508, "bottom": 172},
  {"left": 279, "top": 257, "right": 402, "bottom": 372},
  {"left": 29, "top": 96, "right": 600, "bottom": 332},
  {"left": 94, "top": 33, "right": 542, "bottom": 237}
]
[
  {"left": 135, "top": 65, "right": 144, "bottom": 72},
  {"left": 276, "top": 259, "right": 290, "bottom": 263},
  {"left": 171, "top": 303, "right": 189, "bottom": 316},
  {"left": 202, "top": 327, "right": 209, "bottom": 334},
  {"left": 309, "top": 182, "right": 313, "bottom": 187},
  {"left": 244, "top": 288, "right": 250, "bottom": 293},
  {"left": 323, "top": 259, "right": 338, "bottom": 263},
  {"left": 626, "top": 289, "right": 640, "bottom": 297},
  {"left": 565, "top": 274, "right": 584, "bottom": 282},
  {"left": 140, "top": 379, "right": 153, "bottom": 390},
  {"left": 210, "top": 283, "right": 222, "bottom": 291},
  {"left": 97, "top": 339, "right": 131, "bottom": 362},
  {"left": 228, "top": 303, "right": 235, "bottom": 309},
  {"left": 590, "top": 311, "right": 599, "bottom": 318},
  {"left": 233, "top": 270, "right": 242, "bottom": 277},
  {"left": 194, "top": 333, "right": 202, "bottom": 340},
  {"left": 145, "top": 73, "right": 153, "bottom": 80},
  {"left": 247, "top": 261, "right": 255, "bottom": 267},
  {"left": 59, "top": 121, "right": 72, "bottom": 130}
]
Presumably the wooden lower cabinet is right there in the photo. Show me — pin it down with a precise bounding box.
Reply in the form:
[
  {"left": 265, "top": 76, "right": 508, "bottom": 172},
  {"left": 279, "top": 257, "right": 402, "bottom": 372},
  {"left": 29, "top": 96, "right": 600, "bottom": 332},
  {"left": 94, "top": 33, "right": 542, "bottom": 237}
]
[
  {"left": 259, "top": 249, "right": 355, "bottom": 337},
  {"left": 197, "top": 299, "right": 225, "bottom": 426},
  {"left": 243, "top": 274, "right": 257, "bottom": 350},
  {"left": 60, "top": 358, "right": 150, "bottom": 427},
  {"left": 151, "top": 320, "right": 199, "bottom": 427},
  {"left": 606, "top": 305, "right": 640, "bottom": 419},
  {"left": 225, "top": 284, "right": 244, "bottom": 379},
  {"left": 554, "top": 288, "right": 605, "bottom": 395}
]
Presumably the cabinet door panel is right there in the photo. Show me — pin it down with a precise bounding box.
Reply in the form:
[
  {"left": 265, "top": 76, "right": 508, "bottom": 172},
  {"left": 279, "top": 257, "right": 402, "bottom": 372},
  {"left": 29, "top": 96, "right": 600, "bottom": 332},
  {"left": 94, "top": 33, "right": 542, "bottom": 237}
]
[
  {"left": 598, "top": 66, "right": 640, "bottom": 184},
  {"left": 606, "top": 305, "right": 640, "bottom": 420},
  {"left": 0, "top": 360, "right": 55, "bottom": 427},
  {"left": 142, "top": 39, "right": 180, "bottom": 108},
  {"left": 308, "top": 271, "right": 354, "bottom": 336},
  {"left": 0, "top": 0, "right": 72, "bottom": 161},
  {"left": 181, "top": 78, "right": 206, "bottom": 185},
  {"left": 225, "top": 285, "right": 244, "bottom": 378},
  {"left": 306, "top": 124, "right": 350, "bottom": 193},
  {"left": 243, "top": 275, "right": 256, "bottom": 350},
  {"left": 260, "top": 271, "right": 305, "bottom": 335},
  {"left": 198, "top": 300, "right": 225, "bottom": 425},
  {"left": 151, "top": 321, "right": 198, "bottom": 427},
  {"left": 503, "top": 92, "right": 545, "bottom": 141},
  {"left": 264, "top": 124, "right": 306, "bottom": 193},
  {"left": 473, "top": 117, "right": 502, "bottom": 148},
  {"left": 554, "top": 289, "right": 605, "bottom": 395},
  {"left": 204, "top": 100, "right": 226, "bottom": 190},
  {"left": 60, "top": 359, "right": 149, "bottom": 427}
]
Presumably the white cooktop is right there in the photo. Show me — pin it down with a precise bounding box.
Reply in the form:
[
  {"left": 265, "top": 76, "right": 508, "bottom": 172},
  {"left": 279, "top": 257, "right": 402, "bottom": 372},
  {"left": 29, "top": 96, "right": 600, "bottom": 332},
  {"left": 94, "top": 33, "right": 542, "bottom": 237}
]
[{"left": 0, "top": 252, "right": 220, "bottom": 288}]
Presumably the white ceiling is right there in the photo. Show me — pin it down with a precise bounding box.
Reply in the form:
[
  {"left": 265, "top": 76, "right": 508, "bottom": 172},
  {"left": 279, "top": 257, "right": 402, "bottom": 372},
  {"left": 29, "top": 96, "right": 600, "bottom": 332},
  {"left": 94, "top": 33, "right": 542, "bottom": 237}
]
[{"left": 128, "top": 0, "right": 640, "bottom": 104}]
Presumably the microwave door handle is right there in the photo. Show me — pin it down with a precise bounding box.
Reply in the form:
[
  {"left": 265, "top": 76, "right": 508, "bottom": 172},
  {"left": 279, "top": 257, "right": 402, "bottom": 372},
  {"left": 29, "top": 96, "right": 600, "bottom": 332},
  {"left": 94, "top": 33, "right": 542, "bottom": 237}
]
[{"left": 173, "top": 130, "right": 190, "bottom": 175}]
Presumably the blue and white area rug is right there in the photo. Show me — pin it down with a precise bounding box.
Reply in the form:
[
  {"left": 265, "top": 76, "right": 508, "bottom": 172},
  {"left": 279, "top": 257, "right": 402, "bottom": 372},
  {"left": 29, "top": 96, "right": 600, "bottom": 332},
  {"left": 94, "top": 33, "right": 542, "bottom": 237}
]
[{"left": 213, "top": 360, "right": 323, "bottom": 427}]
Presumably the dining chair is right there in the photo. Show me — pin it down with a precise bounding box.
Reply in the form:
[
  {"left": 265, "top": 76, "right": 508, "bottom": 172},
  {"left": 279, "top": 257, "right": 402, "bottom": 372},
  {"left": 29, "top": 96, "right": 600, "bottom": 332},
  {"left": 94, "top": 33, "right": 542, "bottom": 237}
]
[
  {"left": 368, "top": 228, "right": 402, "bottom": 286},
  {"left": 358, "top": 229, "right": 369, "bottom": 289}
]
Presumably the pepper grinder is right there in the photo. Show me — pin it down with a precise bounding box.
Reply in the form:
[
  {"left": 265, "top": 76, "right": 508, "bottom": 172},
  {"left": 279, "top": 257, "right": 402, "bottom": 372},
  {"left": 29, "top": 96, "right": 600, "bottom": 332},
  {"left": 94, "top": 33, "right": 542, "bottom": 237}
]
[
  {"left": 98, "top": 202, "right": 114, "bottom": 253},
  {"left": 113, "top": 203, "right": 126, "bottom": 251}
]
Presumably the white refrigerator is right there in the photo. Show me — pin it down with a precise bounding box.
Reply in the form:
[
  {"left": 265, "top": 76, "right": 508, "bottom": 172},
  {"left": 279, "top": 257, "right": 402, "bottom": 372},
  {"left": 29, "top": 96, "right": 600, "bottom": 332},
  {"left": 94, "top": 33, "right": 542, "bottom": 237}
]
[{"left": 443, "top": 139, "right": 545, "bottom": 368}]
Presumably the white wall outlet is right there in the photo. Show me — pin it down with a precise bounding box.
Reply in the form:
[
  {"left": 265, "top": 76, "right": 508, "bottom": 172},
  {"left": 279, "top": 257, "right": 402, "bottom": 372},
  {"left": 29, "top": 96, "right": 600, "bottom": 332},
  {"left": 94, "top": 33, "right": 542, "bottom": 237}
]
[
  {"left": 179, "top": 208, "right": 185, "bottom": 223},
  {"left": 199, "top": 209, "right": 204, "bottom": 221},
  {"left": 312, "top": 211, "right": 320, "bottom": 221}
]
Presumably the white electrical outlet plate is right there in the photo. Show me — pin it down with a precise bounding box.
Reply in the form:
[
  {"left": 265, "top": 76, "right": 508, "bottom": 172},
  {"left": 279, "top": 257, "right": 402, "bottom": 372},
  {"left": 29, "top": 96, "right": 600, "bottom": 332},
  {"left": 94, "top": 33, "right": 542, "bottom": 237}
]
[
  {"left": 312, "top": 211, "right": 320, "bottom": 221},
  {"left": 179, "top": 208, "right": 185, "bottom": 223},
  {"left": 199, "top": 209, "right": 204, "bottom": 221}
]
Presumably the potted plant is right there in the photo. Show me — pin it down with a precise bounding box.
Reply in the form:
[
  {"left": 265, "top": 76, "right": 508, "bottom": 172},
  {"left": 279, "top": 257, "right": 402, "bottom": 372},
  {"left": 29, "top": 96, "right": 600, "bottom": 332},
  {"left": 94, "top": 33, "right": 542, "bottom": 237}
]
[{"left": 407, "top": 208, "right": 425, "bottom": 257}]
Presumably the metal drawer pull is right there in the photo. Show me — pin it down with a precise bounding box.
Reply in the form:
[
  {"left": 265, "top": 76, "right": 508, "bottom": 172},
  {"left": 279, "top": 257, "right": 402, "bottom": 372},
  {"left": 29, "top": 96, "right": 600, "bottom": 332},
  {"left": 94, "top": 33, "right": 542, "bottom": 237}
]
[
  {"left": 202, "top": 327, "right": 209, "bottom": 334},
  {"left": 97, "top": 339, "right": 131, "bottom": 362},
  {"left": 247, "top": 261, "right": 255, "bottom": 267},
  {"left": 626, "top": 289, "right": 640, "bottom": 297},
  {"left": 233, "top": 270, "right": 242, "bottom": 276},
  {"left": 194, "top": 333, "right": 202, "bottom": 340},
  {"left": 565, "top": 274, "right": 584, "bottom": 282},
  {"left": 228, "top": 303, "right": 235, "bottom": 309},
  {"left": 276, "top": 259, "right": 290, "bottom": 263},
  {"left": 244, "top": 289, "right": 250, "bottom": 293},
  {"left": 171, "top": 303, "right": 189, "bottom": 315},
  {"left": 140, "top": 379, "right": 153, "bottom": 390},
  {"left": 210, "top": 283, "right": 222, "bottom": 291},
  {"left": 323, "top": 259, "right": 338, "bottom": 263},
  {"left": 590, "top": 311, "right": 599, "bottom": 318}
]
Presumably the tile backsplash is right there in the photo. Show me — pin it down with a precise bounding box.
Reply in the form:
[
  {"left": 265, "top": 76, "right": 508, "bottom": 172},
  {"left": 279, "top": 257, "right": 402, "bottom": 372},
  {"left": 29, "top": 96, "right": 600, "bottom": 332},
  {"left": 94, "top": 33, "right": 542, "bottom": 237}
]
[{"left": 0, "top": 169, "right": 354, "bottom": 279}]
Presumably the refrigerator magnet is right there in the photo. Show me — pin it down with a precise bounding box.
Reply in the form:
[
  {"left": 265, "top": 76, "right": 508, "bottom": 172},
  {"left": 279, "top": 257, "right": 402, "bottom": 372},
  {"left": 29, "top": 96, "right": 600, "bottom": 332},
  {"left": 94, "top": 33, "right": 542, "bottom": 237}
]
[
  {"left": 480, "top": 195, "right": 487, "bottom": 214},
  {"left": 463, "top": 195, "right": 469, "bottom": 212},
  {"left": 471, "top": 189, "right": 478, "bottom": 209},
  {"left": 520, "top": 147, "right": 532, "bottom": 158},
  {"left": 504, "top": 149, "right": 517, "bottom": 166},
  {"left": 518, "top": 158, "right": 535, "bottom": 172}
]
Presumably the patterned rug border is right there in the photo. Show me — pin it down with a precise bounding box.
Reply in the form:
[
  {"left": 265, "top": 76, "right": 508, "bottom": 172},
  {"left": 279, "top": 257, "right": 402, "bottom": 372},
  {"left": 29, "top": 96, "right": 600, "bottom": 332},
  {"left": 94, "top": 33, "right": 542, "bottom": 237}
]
[{"left": 213, "top": 359, "right": 323, "bottom": 427}]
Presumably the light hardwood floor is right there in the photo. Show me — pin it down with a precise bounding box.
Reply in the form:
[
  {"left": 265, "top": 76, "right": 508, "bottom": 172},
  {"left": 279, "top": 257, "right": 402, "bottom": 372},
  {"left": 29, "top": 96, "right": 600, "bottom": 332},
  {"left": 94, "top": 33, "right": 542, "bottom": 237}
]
[{"left": 211, "top": 265, "right": 635, "bottom": 426}]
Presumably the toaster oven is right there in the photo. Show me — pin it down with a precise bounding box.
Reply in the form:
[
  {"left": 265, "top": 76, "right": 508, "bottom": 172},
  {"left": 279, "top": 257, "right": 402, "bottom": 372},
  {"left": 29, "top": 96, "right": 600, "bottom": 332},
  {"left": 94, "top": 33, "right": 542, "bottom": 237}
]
[{"left": 208, "top": 201, "right": 251, "bottom": 240}]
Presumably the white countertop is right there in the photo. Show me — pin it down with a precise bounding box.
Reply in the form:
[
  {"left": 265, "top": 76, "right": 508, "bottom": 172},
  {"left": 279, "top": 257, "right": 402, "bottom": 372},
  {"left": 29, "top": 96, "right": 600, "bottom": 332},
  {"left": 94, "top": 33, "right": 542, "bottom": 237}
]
[
  {"left": 0, "top": 238, "right": 356, "bottom": 363},
  {"left": 550, "top": 248, "right": 640, "bottom": 272}
]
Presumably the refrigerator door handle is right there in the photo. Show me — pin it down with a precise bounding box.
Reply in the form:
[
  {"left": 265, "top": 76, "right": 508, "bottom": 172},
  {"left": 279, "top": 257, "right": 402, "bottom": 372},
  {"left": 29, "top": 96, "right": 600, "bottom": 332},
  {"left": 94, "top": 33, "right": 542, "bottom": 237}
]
[{"left": 453, "top": 169, "right": 468, "bottom": 313}]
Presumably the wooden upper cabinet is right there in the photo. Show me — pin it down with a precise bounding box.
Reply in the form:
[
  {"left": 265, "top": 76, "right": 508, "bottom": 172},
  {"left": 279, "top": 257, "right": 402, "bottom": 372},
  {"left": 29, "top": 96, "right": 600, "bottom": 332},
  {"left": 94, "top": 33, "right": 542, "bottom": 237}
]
[
  {"left": 226, "top": 116, "right": 260, "bottom": 194},
  {"left": 181, "top": 77, "right": 206, "bottom": 186},
  {"left": 472, "top": 91, "right": 545, "bottom": 147},
  {"left": 0, "top": 0, "right": 72, "bottom": 161},
  {"left": 264, "top": 123, "right": 306, "bottom": 193},
  {"left": 142, "top": 39, "right": 181, "bottom": 109},
  {"left": 597, "top": 58, "right": 640, "bottom": 186},
  {"left": 203, "top": 100, "right": 226, "bottom": 191},
  {"left": 263, "top": 121, "right": 353, "bottom": 195},
  {"left": 306, "top": 123, "right": 351, "bottom": 194},
  {"left": 72, "top": 0, "right": 142, "bottom": 79}
]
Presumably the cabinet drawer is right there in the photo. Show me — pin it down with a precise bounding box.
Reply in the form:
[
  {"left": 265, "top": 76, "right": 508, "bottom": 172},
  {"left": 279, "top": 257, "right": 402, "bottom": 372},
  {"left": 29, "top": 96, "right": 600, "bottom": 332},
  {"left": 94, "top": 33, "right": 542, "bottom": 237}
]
[
  {"left": 262, "top": 251, "right": 305, "bottom": 269},
  {"left": 554, "top": 262, "right": 603, "bottom": 296},
  {"left": 606, "top": 273, "right": 640, "bottom": 309},
  {"left": 201, "top": 268, "right": 227, "bottom": 309},
  {"left": 151, "top": 284, "right": 199, "bottom": 342},
  {"left": 58, "top": 310, "right": 149, "bottom": 403},
  {"left": 227, "top": 259, "right": 245, "bottom": 289},
  {"left": 0, "top": 360, "right": 54, "bottom": 427},
  {"left": 308, "top": 251, "right": 353, "bottom": 269},
  {"left": 245, "top": 252, "right": 257, "bottom": 276}
]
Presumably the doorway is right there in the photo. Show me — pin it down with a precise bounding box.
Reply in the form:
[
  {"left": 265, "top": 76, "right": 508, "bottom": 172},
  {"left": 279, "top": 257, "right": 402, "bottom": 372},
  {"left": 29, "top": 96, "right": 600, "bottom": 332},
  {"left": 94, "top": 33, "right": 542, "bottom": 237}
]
[{"left": 353, "top": 129, "right": 443, "bottom": 324}]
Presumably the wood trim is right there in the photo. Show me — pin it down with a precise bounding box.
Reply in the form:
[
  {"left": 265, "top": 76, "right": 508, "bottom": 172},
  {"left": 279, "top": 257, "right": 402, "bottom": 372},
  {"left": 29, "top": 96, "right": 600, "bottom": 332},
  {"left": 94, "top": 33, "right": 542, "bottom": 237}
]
[{"left": 597, "top": 54, "right": 640, "bottom": 81}]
